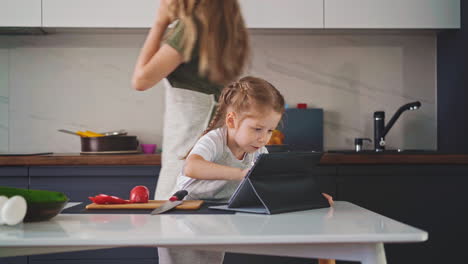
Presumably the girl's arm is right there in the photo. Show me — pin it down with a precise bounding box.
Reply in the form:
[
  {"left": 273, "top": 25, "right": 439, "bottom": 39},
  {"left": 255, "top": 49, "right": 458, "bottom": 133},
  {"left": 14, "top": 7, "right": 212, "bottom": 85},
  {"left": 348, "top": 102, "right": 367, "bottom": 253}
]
[
  {"left": 184, "top": 154, "right": 248, "bottom": 181},
  {"left": 132, "top": 0, "right": 183, "bottom": 91}
]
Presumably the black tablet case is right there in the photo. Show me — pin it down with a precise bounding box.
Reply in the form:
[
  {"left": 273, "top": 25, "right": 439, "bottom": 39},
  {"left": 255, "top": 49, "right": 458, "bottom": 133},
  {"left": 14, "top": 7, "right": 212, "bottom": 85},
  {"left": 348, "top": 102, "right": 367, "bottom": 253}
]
[{"left": 210, "top": 152, "right": 330, "bottom": 214}]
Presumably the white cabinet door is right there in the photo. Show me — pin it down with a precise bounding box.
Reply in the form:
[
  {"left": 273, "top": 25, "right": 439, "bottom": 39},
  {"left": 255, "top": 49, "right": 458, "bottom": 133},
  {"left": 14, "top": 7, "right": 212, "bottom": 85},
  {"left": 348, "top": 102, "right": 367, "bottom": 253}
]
[
  {"left": 0, "top": 0, "right": 41, "bottom": 27},
  {"left": 42, "top": 0, "right": 159, "bottom": 28},
  {"left": 239, "top": 0, "right": 323, "bottom": 28},
  {"left": 325, "top": 0, "right": 460, "bottom": 29},
  {"left": 42, "top": 0, "right": 322, "bottom": 29}
]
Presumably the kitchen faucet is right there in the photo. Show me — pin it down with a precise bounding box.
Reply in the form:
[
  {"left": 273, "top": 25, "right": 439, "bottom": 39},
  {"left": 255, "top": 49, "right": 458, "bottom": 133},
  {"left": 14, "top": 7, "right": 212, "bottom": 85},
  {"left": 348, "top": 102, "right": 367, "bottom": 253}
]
[{"left": 373, "top": 101, "right": 421, "bottom": 152}]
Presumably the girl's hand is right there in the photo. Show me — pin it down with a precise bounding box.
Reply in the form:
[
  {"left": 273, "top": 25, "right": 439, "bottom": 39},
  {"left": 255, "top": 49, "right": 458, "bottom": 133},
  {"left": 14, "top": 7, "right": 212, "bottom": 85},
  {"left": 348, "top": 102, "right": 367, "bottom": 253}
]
[
  {"left": 322, "top": 193, "right": 334, "bottom": 207},
  {"left": 241, "top": 168, "right": 250, "bottom": 179}
]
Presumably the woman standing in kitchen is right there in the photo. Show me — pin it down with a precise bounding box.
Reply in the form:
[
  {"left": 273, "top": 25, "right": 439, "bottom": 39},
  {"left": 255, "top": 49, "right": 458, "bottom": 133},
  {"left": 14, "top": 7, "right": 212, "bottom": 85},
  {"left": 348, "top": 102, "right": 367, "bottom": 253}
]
[{"left": 132, "top": 0, "right": 249, "bottom": 263}]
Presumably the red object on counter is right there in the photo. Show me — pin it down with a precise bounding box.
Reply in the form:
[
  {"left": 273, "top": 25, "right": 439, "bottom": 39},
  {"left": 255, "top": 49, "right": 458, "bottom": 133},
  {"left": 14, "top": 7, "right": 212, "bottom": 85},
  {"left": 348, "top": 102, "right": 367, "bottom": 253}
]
[
  {"left": 109, "top": 195, "right": 129, "bottom": 204},
  {"left": 88, "top": 194, "right": 129, "bottom": 204},
  {"left": 88, "top": 185, "right": 150, "bottom": 204},
  {"left": 129, "top": 185, "right": 150, "bottom": 203},
  {"left": 297, "top": 103, "right": 307, "bottom": 109}
]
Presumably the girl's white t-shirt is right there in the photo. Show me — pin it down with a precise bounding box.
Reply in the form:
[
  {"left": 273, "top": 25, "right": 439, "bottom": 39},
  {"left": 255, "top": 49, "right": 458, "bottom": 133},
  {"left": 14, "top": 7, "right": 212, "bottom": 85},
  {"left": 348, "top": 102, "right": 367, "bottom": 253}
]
[{"left": 174, "top": 127, "right": 268, "bottom": 202}]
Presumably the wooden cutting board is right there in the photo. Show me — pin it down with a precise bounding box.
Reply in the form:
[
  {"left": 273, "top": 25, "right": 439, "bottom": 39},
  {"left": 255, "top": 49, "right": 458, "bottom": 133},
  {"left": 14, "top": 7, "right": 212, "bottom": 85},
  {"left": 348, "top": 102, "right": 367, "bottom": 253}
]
[{"left": 85, "top": 200, "right": 204, "bottom": 210}]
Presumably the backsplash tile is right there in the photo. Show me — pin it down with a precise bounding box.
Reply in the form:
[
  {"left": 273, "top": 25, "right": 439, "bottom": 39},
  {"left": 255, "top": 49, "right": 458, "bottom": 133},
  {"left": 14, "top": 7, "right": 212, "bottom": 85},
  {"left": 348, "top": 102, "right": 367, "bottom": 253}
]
[
  {"left": 248, "top": 32, "right": 436, "bottom": 150},
  {"left": 1, "top": 31, "right": 436, "bottom": 152},
  {"left": 6, "top": 34, "right": 164, "bottom": 153}
]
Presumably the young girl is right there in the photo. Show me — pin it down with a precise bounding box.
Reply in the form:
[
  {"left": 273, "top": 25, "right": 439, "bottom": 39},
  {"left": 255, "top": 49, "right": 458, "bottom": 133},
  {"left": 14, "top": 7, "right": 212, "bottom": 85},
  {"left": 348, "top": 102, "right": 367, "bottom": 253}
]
[
  {"left": 174, "top": 76, "right": 285, "bottom": 202},
  {"left": 132, "top": 0, "right": 250, "bottom": 201}
]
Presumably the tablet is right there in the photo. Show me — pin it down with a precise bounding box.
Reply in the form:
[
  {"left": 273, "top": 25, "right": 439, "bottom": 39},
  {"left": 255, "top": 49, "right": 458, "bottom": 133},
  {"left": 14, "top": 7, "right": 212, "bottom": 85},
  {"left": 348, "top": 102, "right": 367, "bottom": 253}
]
[{"left": 209, "top": 151, "right": 330, "bottom": 214}]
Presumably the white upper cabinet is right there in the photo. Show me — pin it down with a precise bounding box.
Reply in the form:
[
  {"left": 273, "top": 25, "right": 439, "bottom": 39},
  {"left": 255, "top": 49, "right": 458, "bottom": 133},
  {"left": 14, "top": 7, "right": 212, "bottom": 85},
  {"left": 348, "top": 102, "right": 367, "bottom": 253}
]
[
  {"left": 42, "top": 0, "right": 159, "bottom": 28},
  {"left": 13, "top": 0, "right": 457, "bottom": 29},
  {"left": 239, "top": 0, "right": 324, "bottom": 28},
  {"left": 0, "top": 0, "right": 41, "bottom": 27},
  {"left": 325, "top": 0, "right": 460, "bottom": 29},
  {"left": 42, "top": 0, "right": 324, "bottom": 29}
]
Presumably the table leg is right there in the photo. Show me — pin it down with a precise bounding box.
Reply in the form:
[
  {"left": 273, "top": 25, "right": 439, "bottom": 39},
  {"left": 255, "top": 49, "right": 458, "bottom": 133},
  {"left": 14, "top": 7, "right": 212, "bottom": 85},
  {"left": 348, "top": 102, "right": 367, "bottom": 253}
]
[{"left": 358, "top": 243, "right": 386, "bottom": 264}]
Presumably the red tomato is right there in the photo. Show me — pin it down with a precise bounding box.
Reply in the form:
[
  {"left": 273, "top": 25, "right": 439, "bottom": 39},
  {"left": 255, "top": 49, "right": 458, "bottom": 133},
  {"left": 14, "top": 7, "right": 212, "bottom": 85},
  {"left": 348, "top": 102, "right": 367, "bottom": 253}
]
[{"left": 130, "top": 186, "right": 149, "bottom": 203}]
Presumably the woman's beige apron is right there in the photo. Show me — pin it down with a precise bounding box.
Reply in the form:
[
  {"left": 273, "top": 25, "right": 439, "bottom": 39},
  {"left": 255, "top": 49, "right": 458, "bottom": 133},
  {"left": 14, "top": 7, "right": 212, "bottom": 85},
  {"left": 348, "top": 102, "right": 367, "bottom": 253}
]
[
  {"left": 155, "top": 79, "right": 216, "bottom": 200},
  {"left": 157, "top": 79, "right": 223, "bottom": 264}
]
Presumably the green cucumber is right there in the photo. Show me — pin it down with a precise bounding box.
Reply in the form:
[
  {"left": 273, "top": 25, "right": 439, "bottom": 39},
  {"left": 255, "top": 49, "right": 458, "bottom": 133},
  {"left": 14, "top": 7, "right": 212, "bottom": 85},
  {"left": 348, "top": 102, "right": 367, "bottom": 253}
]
[{"left": 0, "top": 186, "right": 68, "bottom": 203}]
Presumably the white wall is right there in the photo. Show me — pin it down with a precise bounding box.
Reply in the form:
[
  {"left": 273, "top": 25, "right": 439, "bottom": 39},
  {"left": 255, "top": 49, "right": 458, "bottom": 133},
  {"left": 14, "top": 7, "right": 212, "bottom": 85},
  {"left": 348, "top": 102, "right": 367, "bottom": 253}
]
[
  {"left": 248, "top": 31, "right": 436, "bottom": 150},
  {"left": 0, "top": 30, "right": 436, "bottom": 153}
]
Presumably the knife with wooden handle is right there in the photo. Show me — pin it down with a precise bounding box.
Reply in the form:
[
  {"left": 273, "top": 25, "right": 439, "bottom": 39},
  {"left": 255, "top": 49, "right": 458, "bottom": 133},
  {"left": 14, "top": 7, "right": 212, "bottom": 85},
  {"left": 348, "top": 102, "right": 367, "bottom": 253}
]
[{"left": 150, "top": 190, "right": 188, "bottom": 215}]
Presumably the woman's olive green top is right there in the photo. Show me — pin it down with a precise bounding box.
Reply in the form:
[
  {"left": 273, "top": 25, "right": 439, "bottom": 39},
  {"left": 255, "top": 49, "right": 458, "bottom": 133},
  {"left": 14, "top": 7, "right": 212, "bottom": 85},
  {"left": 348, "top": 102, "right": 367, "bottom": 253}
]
[{"left": 163, "top": 21, "right": 223, "bottom": 100}]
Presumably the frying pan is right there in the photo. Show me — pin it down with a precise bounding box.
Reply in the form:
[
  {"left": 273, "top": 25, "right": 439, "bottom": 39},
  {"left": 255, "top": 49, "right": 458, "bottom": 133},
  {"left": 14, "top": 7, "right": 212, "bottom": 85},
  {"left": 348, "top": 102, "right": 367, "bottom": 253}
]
[{"left": 58, "top": 129, "right": 139, "bottom": 154}]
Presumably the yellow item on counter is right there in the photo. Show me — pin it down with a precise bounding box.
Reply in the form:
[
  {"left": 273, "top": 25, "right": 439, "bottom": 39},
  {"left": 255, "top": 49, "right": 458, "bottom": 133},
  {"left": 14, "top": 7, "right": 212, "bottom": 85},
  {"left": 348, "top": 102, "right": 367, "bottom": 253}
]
[
  {"left": 85, "top": 130, "right": 105, "bottom": 137},
  {"left": 76, "top": 130, "right": 105, "bottom": 137},
  {"left": 76, "top": 131, "right": 89, "bottom": 137}
]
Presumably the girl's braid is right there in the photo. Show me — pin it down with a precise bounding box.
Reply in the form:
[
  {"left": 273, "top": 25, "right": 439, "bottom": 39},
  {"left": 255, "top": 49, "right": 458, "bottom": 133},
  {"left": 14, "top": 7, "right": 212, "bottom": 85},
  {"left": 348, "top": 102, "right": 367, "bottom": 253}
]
[{"left": 202, "top": 82, "right": 239, "bottom": 136}]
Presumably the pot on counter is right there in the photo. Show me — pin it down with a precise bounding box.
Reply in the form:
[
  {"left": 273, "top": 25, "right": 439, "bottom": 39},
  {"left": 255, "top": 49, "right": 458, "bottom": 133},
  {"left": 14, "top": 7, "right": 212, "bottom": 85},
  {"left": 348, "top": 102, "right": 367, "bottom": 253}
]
[
  {"left": 58, "top": 129, "right": 139, "bottom": 154},
  {"left": 80, "top": 135, "right": 139, "bottom": 154}
]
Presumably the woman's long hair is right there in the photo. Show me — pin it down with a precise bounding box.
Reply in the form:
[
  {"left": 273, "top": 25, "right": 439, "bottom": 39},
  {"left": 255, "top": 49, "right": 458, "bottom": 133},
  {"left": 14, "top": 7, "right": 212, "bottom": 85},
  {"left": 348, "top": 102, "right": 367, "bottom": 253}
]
[{"left": 168, "top": 0, "right": 250, "bottom": 85}]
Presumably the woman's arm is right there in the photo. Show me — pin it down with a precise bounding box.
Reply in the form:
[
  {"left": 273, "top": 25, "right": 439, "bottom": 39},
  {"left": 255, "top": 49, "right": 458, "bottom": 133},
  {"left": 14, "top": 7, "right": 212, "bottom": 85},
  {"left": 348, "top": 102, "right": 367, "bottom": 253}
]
[
  {"left": 132, "top": 0, "right": 183, "bottom": 91},
  {"left": 184, "top": 154, "right": 248, "bottom": 181}
]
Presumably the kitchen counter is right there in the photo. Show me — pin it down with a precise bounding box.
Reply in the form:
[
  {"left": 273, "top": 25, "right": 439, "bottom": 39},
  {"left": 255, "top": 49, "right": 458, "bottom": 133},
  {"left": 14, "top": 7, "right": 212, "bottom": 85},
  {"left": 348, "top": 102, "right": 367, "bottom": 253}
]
[
  {"left": 0, "top": 153, "right": 161, "bottom": 166},
  {"left": 320, "top": 152, "right": 468, "bottom": 165},
  {"left": 1, "top": 152, "right": 468, "bottom": 166}
]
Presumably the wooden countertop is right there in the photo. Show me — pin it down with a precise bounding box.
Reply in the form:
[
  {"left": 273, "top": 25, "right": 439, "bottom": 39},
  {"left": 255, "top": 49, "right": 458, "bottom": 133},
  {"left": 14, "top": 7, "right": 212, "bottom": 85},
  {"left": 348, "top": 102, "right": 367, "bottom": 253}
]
[
  {"left": 0, "top": 153, "right": 161, "bottom": 166},
  {"left": 1, "top": 153, "right": 468, "bottom": 166},
  {"left": 320, "top": 153, "right": 468, "bottom": 165}
]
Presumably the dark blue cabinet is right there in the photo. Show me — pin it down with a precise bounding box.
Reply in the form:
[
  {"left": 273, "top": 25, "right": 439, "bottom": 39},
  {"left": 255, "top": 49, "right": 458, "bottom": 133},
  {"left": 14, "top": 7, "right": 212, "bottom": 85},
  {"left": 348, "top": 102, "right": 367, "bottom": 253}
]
[
  {"left": 336, "top": 165, "right": 468, "bottom": 264},
  {"left": 0, "top": 257, "right": 28, "bottom": 264},
  {"left": 29, "top": 248, "right": 157, "bottom": 264},
  {"left": 0, "top": 167, "right": 28, "bottom": 188},
  {"left": 29, "top": 166, "right": 159, "bottom": 201},
  {"left": 29, "top": 259, "right": 155, "bottom": 264}
]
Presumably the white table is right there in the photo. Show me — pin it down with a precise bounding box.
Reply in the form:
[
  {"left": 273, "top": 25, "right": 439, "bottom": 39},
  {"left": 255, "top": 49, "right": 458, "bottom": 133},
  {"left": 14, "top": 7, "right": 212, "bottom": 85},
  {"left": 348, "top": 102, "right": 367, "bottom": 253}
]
[{"left": 0, "top": 201, "right": 427, "bottom": 264}]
